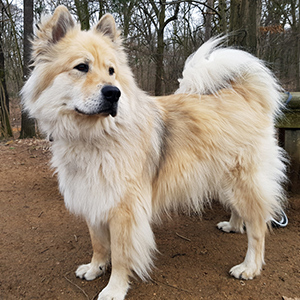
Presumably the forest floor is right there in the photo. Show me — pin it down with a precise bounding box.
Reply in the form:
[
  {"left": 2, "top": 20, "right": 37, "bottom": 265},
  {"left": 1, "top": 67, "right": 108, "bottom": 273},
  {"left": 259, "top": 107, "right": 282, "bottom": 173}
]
[
  {"left": 1, "top": 139, "right": 299, "bottom": 300},
  {"left": 0, "top": 100, "right": 299, "bottom": 299}
]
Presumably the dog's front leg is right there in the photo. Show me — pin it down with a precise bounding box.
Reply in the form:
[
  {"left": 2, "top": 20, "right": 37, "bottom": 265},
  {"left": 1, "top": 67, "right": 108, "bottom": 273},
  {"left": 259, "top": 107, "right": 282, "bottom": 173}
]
[
  {"left": 98, "top": 198, "right": 155, "bottom": 300},
  {"left": 76, "top": 222, "right": 110, "bottom": 280}
]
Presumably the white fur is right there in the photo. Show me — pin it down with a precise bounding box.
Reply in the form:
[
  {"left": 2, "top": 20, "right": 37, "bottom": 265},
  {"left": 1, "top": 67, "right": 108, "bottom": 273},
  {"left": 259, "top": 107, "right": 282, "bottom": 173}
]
[{"left": 176, "top": 36, "right": 283, "bottom": 117}]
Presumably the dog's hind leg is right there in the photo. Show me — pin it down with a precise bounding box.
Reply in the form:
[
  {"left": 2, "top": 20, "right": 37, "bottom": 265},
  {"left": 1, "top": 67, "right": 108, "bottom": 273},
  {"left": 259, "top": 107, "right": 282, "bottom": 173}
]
[
  {"left": 226, "top": 180, "right": 269, "bottom": 280},
  {"left": 230, "top": 216, "right": 266, "bottom": 280},
  {"left": 76, "top": 223, "right": 110, "bottom": 281},
  {"left": 217, "top": 209, "right": 245, "bottom": 233}
]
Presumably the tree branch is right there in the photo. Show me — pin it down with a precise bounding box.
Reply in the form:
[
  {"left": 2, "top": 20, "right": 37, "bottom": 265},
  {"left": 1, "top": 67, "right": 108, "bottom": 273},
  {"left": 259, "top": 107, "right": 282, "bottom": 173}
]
[{"left": 163, "top": 2, "right": 180, "bottom": 30}]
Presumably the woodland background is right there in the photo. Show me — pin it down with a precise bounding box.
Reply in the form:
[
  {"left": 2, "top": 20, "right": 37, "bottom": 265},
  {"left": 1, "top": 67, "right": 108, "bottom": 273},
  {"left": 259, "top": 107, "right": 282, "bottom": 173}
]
[{"left": 1, "top": 0, "right": 300, "bottom": 138}]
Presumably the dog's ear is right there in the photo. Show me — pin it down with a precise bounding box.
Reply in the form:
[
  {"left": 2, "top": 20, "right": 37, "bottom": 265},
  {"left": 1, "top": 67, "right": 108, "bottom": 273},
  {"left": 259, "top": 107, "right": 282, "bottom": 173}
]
[
  {"left": 31, "top": 6, "right": 75, "bottom": 66},
  {"left": 95, "top": 14, "right": 119, "bottom": 42},
  {"left": 51, "top": 6, "right": 75, "bottom": 43},
  {"left": 35, "top": 5, "right": 74, "bottom": 44}
]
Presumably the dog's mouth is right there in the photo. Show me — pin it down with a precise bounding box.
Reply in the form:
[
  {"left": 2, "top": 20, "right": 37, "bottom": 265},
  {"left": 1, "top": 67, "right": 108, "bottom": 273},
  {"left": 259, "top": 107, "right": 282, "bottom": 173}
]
[
  {"left": 74, "top": 86, "right": 120, "bottom": 118},
  {"left": 75, "top": 106, "right": 118, "bottom": 117}
]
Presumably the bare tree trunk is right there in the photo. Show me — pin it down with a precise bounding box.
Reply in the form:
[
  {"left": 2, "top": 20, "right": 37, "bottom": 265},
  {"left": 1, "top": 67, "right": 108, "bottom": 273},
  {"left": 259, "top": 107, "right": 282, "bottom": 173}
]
[
  {"left": 229, "top": 0, "right": 243, "bottom": 32},
  {"left": 20, "top": 0, "right": 35, "bottom": 138},
  {"left": 204, "top": 0, "right": 214, "bottom": 41},
  {"left": 0, "top": 3, "right": 13, "bottom": 137},
  {"left": 229, "top": 0, "right": 246, "bottom": 46},
  {"left": 149, "top": 0, "right": 180, "bottom": 96},
  {"left": 98, "top": 0, "right": 104, "bottom": 19},
  {"left": 218, "top": 0, "right": 227, "bottom": 34},
  {"left": 0, "top": 37, "right": 12, "bottom": 137},
  {"left": 155, "top": 3, "right": 166, "bottom": 96},
  {"left": 122, "top": 1, "right": 135, "bottom": 39},
  {"left": 298, "top": 3, "right": 300, "bottom": 91},
  {"left": 229, "top": 0, "right": 261, "bottom": 55},
  {"left": 247, "top": 0, "right": 261, "bottom": 56},
  {"left": 75, "top": 0, "right": 90, "bottom": 30},
  {"left": 291, "top": 0, "right": 300, "bottom": 90},
  {"left": 0, "top": 21, "right": 9, "bottom": 112}
]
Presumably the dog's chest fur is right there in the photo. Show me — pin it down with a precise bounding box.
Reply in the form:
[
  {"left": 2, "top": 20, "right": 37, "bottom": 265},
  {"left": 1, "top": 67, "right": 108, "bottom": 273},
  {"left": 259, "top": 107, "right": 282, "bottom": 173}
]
[{"left": 49, "top": 117, "right": 161, "bottom": 225}]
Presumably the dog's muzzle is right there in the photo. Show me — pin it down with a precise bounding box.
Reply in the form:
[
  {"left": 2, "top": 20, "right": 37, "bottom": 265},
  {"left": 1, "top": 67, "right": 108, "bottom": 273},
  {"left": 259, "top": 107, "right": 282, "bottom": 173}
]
[{"left": 75, "top": 85, "right": 121, "bottom": 117}]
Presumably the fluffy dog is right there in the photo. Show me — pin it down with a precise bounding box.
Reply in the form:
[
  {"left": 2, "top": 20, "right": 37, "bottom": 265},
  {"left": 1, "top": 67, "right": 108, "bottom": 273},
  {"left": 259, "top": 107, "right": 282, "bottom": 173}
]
[{"left": 21, "top": 6, "right": 286, "bottom": 300}]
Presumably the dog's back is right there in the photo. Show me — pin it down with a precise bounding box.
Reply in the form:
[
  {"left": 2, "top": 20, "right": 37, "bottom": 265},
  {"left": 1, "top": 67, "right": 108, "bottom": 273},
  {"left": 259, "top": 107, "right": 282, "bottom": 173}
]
[{"left": 153, "top": 37, "right": 286, "bottom": 220}]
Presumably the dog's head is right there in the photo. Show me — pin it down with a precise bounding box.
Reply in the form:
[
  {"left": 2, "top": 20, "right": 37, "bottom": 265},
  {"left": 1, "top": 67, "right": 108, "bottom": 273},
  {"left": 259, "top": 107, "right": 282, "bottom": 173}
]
[{"left": 22, "top": 5, "right": 133, "bottom": 132}]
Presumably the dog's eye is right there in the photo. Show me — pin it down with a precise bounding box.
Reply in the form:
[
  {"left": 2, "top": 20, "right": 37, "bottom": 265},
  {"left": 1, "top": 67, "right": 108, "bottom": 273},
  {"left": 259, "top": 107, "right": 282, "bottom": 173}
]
[
  {"left": 109, "top": 67, "right": 115, "bottom": 76},
  {"left": 74, "top": 63, "right": 89, "bottom": 73}
]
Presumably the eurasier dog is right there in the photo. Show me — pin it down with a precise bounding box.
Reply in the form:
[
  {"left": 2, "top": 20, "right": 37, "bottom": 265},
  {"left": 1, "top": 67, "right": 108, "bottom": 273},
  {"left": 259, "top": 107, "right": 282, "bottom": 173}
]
[{"left": 22, "top": 5, "right": 286, "bottom": 300}]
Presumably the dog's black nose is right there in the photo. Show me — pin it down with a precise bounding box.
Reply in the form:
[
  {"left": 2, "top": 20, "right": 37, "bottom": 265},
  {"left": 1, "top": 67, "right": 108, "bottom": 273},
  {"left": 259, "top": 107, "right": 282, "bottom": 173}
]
[{"left": 102, "top": 85, "right": 121, "bottom": 103}]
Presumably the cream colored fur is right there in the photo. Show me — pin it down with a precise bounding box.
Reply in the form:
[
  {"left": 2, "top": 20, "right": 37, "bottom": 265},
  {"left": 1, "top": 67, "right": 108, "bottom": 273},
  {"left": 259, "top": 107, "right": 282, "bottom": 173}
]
[{"left": 21, "top": 6, "right": 286, "bottom": 300}]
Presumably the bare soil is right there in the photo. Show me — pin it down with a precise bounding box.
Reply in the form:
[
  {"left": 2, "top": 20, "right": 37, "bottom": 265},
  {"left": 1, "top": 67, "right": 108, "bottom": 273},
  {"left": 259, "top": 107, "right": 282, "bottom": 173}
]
[{"left": 0, "top": 138, "right": 299, "bottom": 300}]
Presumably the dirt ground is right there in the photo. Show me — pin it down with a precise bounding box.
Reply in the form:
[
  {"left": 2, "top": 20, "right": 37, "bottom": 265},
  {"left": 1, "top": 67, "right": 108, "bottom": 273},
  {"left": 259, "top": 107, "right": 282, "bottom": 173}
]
[{"left": 0, "top": 137, "right": 299, "bottom": 300}]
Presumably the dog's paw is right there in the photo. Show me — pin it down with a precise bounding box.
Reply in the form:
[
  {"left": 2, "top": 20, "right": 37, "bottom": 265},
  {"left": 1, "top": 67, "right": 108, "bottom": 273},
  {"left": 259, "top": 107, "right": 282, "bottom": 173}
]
[
  {"left": 75, "top": 263, "right": 105, "bottom": 281},
  {"left": 217, "top": 221, "right": 244, "bottom": 233},
  {"left": 229, "top": 262, "right": 260, "bottom": 280},
  {"left": 97, "top": 286, "right": 126, "bottom": 300}
]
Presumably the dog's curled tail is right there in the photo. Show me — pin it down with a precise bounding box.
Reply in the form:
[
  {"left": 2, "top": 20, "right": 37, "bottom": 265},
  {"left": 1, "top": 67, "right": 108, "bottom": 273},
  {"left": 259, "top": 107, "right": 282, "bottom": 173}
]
[{"left": 176, "top": 36, "right": 283, "bottom": 117}]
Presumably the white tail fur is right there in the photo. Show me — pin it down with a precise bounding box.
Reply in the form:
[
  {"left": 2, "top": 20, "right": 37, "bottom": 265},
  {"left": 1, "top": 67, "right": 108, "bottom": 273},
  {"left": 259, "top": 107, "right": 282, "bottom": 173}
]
[{"left": 176, "top": 36, "right": 283, "bottom": 117}]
